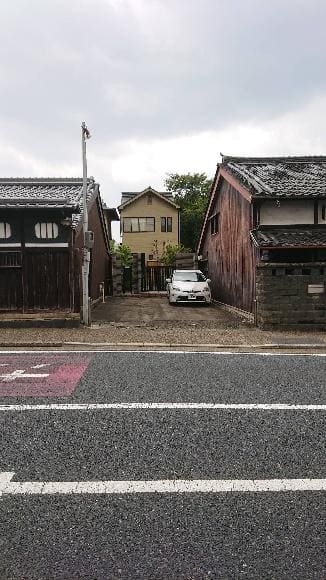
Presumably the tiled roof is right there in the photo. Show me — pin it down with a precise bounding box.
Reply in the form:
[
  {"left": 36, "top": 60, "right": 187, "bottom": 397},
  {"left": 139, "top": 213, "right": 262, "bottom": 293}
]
[
  {"left": 222, "top": 155, "right": 326, "bottom": 198},
  {"left": 0, "top": 178, "right": 96, "bottom": 227},
  {"left": 251, "top": 227, "right": 326, "bottom": 248},
  {"left": 102, "top": 204, "right": 120, "bottom": 221}
]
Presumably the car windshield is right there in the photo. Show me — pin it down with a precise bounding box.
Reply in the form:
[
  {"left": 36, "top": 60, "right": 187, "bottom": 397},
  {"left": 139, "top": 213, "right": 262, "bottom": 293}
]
[{"left": 173, "top": 271, "right": 206, "bottom": 282}]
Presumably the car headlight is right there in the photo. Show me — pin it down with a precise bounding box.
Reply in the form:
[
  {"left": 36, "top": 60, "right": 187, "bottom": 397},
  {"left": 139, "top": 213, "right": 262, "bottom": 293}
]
[
  {"left": 203, "top": 286, "right": 210, "bottom": 292},
  {"left": 172, "top": 285, "right": 181, "bottom": 291}
]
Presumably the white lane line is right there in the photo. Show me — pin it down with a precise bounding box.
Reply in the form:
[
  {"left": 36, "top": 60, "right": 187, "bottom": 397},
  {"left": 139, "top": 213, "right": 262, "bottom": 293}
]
[
  {"left": 0, "top": 403, "right": 325, "bottom": 411},
  {"left": 1, "top": 350, "right": 326, "bottom": 357},
  {"left": 0, "top": 370, "right": 49, "bottom": 382},
  {"left": 1, "top": 473, "right": 326, "bottom": 495},
  {"left": 0, "top": 471, "right": 15, "bottom": 496}
]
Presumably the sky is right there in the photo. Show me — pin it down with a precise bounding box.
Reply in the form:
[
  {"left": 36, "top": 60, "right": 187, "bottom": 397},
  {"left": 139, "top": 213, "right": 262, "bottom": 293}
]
[{"left": 1, "top": 0, "right": 326, "bottom": 240}]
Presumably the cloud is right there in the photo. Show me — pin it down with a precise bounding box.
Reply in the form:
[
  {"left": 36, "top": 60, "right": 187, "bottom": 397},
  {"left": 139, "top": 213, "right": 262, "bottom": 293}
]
[
  {"left": 1, "top": 0, "right": 326, "bottom": 147},
  {"left": 1, "top": 0, "right": 326, "bottom": 243}
]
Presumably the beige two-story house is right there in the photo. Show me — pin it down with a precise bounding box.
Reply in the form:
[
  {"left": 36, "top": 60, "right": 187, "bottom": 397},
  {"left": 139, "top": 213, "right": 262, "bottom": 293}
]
[{"left": 118, "top": 186, "right": 180, "bottom": 263}]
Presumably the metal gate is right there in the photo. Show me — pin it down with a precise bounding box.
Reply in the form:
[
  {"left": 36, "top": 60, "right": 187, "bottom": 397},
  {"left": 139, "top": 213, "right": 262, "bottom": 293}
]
[
  {"left": 122, "top": 266, "right": 132, "bottom": 293},
  {"left": 141, "top": 266, "right": 174, "bottom": 292}
]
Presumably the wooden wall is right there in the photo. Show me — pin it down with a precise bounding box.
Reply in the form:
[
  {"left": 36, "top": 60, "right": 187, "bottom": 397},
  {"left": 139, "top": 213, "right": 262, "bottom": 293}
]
[
  {"left": 74, "top": 196, "right": 110, "bottom": 304},
  {"left": 200, "top": 178, "right": 256, "bottom": 312}
]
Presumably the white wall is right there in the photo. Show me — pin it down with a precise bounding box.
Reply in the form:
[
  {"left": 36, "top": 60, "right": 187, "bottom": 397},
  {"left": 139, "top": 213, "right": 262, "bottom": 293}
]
[
  {"left": 260, "top": 200, "right": 314, "bottom": 225},
  {"left": 318, "top": 201, "right": 326, "bottom": 224}
]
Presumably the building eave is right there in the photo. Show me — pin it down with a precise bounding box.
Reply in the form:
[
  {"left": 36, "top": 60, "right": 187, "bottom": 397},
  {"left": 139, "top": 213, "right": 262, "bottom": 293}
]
[{"left": 118, "top": 187, "right": 179, "bottom": 211}]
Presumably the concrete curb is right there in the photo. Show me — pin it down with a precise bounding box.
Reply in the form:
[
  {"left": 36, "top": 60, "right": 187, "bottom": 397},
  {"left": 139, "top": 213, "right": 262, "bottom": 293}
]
[
  {"left": 64, "top": 342, "right": 326, "bottom": 349},
  {"left": 0, "top": 342, "right": 63, "bottom": 348},
  {"left": 0, "top": 341, "right": 325, "bottom": 350}
]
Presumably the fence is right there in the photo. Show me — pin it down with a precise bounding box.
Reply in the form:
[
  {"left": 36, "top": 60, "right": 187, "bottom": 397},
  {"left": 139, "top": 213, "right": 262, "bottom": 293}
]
[{"left": 141, "top": 266, "right": 174, "bottom": 292}]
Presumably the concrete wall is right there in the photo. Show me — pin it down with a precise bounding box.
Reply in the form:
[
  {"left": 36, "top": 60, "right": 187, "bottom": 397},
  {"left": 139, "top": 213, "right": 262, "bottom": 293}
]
[
  {"left": 120, "top": 193, "right": 179, "bottom": 261},
  {"left": 260, "top": 200, "right": 314, "bottom": 225},
  {"left": 256, "top": 263, "right": 326, "bottom": 328}
]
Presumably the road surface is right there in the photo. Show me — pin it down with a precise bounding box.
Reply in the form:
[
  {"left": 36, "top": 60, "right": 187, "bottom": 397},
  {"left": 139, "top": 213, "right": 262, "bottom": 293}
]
[{"left": 0, "top": 350, "right": 325, "bottom": 579}]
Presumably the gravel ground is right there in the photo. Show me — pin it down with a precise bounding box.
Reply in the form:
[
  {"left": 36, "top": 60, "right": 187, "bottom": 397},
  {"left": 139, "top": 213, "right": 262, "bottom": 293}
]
[{"left": 0, "top": 319, "right": 325, "bottom": 345}]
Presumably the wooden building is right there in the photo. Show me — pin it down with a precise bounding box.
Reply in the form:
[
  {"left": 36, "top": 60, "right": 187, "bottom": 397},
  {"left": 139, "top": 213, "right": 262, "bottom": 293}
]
[
  {"left": 0, "top": 177, "right": 111, "bottom": 316},
  {"left": 197, "top": 156, "right": 326, "bottom": 327}
]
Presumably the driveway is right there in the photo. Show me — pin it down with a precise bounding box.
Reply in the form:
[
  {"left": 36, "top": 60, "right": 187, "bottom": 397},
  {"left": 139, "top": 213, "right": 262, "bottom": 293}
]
[{"left": 92, "top": 296, "right": 240, "bottom": 325}]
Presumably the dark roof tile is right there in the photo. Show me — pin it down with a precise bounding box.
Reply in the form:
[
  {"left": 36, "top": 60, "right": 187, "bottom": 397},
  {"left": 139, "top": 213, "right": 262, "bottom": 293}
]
[
  {"left": 251, "top": 227, "right": 326, "bottom": 248},
  {"left": 222, "top": 155, "right": 326, "bottom": 198},
  {"left": 0, "top": 177, "right": 97, "bottom": 227}
]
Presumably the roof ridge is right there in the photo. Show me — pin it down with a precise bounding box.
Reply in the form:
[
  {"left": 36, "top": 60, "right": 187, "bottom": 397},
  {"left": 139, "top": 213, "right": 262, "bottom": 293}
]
[
  {"left": 222, "top": 155, "right": 326, "bottom": 164},
  {"left": 0, "top": 177, "right": 88, "bottom": 183}
]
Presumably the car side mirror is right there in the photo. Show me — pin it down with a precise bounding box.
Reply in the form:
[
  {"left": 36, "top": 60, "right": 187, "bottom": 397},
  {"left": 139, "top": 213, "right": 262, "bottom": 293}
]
[
  {"left": 206, "top": 278, "right": 211, "bottom": 284},
  {"left": 166, "top": 278, "right": 171, "bottom": 283}
]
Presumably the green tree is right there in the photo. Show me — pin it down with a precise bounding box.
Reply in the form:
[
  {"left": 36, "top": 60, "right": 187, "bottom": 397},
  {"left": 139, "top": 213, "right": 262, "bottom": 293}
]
[
  {"left": 160, "top": 243, "right": 191, "bottom": 267},
  {"left": 110, "top": 240, "right": 133, "bottom": 267},
  {"left": 165, "top": 173, "right": 212, "bottom": 251}
]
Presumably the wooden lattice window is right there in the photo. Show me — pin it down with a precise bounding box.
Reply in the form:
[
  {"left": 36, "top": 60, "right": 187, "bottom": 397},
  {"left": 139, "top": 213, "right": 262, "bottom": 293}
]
[
  {"left": 0, "top": 222, "right": 12, "bottom": 239},
  {"left": 35, "top": 222, "right": 59, "bottom": 239},
  {"left": 0, "top": 252, "right": 21, "bottom": 267}
]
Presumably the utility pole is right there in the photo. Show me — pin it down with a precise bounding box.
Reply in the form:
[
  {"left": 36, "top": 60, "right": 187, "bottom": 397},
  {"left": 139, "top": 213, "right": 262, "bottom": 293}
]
[{"left": 81, "top": 121, "right": 91, "bottom": 325}]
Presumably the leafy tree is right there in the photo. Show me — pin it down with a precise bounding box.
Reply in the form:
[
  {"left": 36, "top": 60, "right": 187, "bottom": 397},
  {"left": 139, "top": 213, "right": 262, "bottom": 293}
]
[
  {"left": 165, "top": 172, "right": 212, "bottom": 251},
  {"left": 160, "top": 243, "right": 191, "bottom": 267},
  {"left": 110, "top": 240, "right": 133, "bottom": 267}
]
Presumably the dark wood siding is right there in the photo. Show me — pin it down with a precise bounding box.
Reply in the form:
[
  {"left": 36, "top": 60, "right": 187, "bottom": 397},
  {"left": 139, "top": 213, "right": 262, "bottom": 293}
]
[
  {"left": 201, "top": 178, "right": 256, "bottom": 312},
  {"left": 24, "top": 250, "right": 71, "bottom": 310},
  {"left": 0, "top": 251, "right": 23, "bottom": 310}
]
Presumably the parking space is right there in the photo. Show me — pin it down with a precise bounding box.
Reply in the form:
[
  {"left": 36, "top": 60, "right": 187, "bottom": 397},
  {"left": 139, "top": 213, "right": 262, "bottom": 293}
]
[{"left": 92, "top": 296, "right": 240, "bottom": 324}]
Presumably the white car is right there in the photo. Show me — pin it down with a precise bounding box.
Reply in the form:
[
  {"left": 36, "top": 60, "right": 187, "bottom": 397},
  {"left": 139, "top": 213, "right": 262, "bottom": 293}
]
[{"left": 166, "top": 270, "right": 211, "bottom": 305}]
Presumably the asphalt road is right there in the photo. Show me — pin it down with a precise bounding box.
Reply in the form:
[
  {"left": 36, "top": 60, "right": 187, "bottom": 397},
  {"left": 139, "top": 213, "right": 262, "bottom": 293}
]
[{"left": 0, "top": 351, "right": 325, "bottom": 579}]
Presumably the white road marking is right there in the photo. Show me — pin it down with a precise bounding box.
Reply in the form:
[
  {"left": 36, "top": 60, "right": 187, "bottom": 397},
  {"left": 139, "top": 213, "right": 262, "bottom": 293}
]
[
  {"left": 0, "top": 370, "right": 49, "bottom": 382},
  {"left": 1, "top": 473, "right": 325, "bottom": 495},
  {"left": 31, "top": 364, "right": 51, "bottom": 369},
  {"left": 0, "top": 472, "right": 15, "bottom": 496},
  {"left": 0, "top": 402, "right": 325, "bottom": 411}
]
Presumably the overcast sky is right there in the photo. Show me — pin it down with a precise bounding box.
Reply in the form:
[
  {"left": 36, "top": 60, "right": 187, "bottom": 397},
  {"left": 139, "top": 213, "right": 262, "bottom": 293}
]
[{"left": 1, "top": 0, "right": 326, "bottom": 239}]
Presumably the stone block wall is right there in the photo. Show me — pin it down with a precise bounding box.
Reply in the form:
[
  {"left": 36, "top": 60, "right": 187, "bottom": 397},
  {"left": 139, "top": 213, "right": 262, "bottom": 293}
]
[
  {"left": 256, "top": 263, "right": 326, "bottom": 329},
  {"left": 112, "top": 255, "right": 122, "bottom": 296},
  {"left": 132, "top": 253, "right": 142, "bottom": 294}
]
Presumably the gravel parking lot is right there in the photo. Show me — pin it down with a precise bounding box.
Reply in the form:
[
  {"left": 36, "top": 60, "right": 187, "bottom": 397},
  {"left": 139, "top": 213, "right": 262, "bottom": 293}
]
[
  {"left": 0, "top": 296, "right": 325, "bottom": 348},
  {"left": 92, "top": 296, "right": 239, "bottom": 324}
]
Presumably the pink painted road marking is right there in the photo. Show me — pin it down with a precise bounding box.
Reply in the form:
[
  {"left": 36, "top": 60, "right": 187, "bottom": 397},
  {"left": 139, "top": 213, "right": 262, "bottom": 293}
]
[{"left": 0, "top": 355, "right": 92, "bottom": 397}]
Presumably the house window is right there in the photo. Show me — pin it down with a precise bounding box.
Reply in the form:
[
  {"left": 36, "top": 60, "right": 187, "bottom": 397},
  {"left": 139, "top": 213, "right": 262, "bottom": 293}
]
[
  {"left": 161, "top": 217, "right": 172, "bottom": 232},
  {"left": 123, "top": 217, "right": 155, "bottom": 232},
  {"left": 35, "top": 222, "right": 59, "bottom": 239},
  {"left": 210, "top": 213, "right": 219, "bottom": 235},
  {"left": 0, "top": 222, "right": 11, "bottom": 239},
  {"left": 322, "top": 204, "right": 326, "bottom": 221},
  {"left": 148, "top": 254, "right": 154, "bottom": 260}
]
